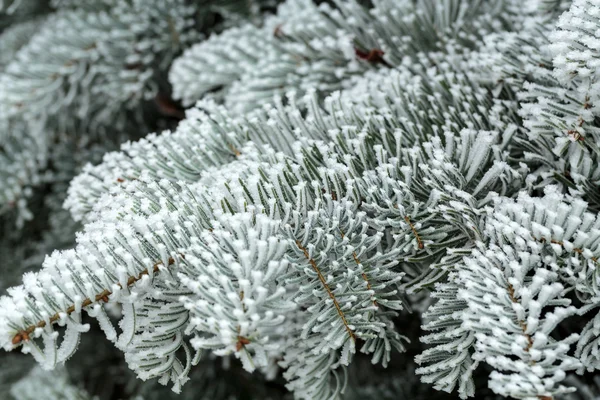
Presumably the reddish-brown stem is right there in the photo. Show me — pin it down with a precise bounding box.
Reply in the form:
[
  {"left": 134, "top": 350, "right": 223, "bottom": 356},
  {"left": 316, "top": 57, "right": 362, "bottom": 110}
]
[
  {"left": 536, "top": 237, "right": 597, "bottom": 264},
  {"left": 507, "top": 284, "right": 534, "bottom": 351},
  {"left": 404, "top": 216, "right": 424, "bottom": 249},
  {"left": 295, "top": 240, "right": 356, "bottom": 341},
  {"left": 340, "top": 230, "right": 377, "bottom": 307},
  {"left": 11, "top": 256, "right": 179, "bottom": 346}
]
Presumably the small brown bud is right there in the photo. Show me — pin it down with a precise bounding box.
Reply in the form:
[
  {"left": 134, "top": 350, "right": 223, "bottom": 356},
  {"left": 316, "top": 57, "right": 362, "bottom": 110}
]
[
  {"left": 236, "top": 336, "right": 251, "bottom": 352},
  {"left": 12, "top": 334, "right": 22, "bottom": 345}
]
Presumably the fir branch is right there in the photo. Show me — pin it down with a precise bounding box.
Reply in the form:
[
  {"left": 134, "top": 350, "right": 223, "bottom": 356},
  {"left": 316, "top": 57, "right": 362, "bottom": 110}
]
[
  {"left": 4, "top": 1, "right": 600, "bottom": 398},
  {"left": 11, "top": 256, "right": 179, "bottom": 346},
  {"left": 295, "top": 240, "right": 356, "bottom": 342},
  {"left": 506, "top": 284, "right": 534, "bottom": 352},
  {"left": 536, "top": 237, "right": 599, "bottom": 265},
  {"left": 340, "top": 229, "right": 377, "bottom": 308}
]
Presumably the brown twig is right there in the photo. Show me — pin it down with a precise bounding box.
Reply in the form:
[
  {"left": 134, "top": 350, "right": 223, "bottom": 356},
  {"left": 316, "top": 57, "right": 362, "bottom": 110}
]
[
  {"left": 404, "top": 216, "right": 424, "bottom": 249},
  {"left": 340, "top": 230, "right": 377, "bottom": 307},
  {"left": 535, "top": 237, "right": 597, "bottom": 264},
  {"left": 11, "top": 256, "right": 179, "bottom": 346},
  {"left": 295, "top": 241, "right": 356, "bottom": 341},
  {"left": 507, "top": 284, "right": 534, "bottom": 351}
]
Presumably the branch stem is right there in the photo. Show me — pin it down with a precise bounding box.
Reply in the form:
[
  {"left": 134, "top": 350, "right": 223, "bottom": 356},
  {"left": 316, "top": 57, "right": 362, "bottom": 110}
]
[
  {"left": 11, "top": 256, "right": 179, "bottom": 346},
  {"left": 295, "top": 240, "right": 356, "bottom": 341}
]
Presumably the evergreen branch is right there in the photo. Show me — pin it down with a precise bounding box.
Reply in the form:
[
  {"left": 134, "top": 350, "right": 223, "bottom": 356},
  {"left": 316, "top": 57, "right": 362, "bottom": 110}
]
[
  {"left": 340, "top": 229, "right": 377, "bottom": 308},
  {"left": 4, "top": 1, "right": 600, "bottom": 397},
  {"left": 506, "top": 284, "right": 534, "bottom": 352},
  {"left": 536, "top": 237, "right": 599, "bottom": 265},
  {"left": 11, "top": 256, "right": 180, "bottom": 346},
  {"left": 295, "top": 240, "right": 356, "bottom": 342}
]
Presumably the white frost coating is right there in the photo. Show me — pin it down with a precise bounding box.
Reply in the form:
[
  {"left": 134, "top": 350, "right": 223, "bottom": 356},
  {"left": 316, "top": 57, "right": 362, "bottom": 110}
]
[
  {"left": 179, "top": 212, "right": 296, "bottom": 373},
  {"left": 3, "top": 1, "right": 600, "bottom": 399},
  {"left": 117, "top": 301, "right": 136, "bottom": 350},
  {"left": 549, "top": 0, "right": 600, "bottom": 86},
  {"left": 56, "top": 321, "right": 86, "bottom": 364}
]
